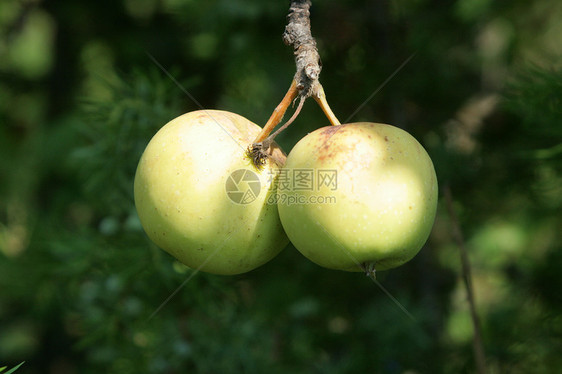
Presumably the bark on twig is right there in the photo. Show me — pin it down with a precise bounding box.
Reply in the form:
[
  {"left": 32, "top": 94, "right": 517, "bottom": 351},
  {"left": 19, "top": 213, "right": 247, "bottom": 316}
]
[
  {"left": 250, "top": 0, "right": 338, "bottom": 157},
  {"left": 283, "top": 0, "right": 322, "bottom": 97}
]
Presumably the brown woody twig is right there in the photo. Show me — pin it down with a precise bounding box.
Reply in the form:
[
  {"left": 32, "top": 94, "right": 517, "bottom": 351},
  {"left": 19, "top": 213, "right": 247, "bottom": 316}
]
[
  {"left": 251, "top": 0, "right": 340, "bottom": 164},
  {"left": 283, "top": 0, "right": 322, "bottom": 96}
]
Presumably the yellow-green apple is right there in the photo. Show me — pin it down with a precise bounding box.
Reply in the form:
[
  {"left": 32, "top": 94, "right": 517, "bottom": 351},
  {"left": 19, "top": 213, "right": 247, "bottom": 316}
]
[
  {"left": 134, "top": 110, "right": 288, "bottom": 275},
  {"left": 277, "top": 123, "right": 437, "bottom": 273}
]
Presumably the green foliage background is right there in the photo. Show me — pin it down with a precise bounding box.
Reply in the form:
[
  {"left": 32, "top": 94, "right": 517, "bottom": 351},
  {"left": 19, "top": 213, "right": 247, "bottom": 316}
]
[{"left": 1, "top": 0, "right": 561, "bottom": 373}]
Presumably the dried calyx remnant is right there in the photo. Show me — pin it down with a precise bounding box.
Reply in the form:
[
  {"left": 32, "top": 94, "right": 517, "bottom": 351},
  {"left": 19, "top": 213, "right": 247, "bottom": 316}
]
[
  {"left": 246, "top": 141, "right": 287, "bottom": 171},
  {"left": 247, "top": 142, "right": 268, "bottom": 169},
  {"left": 362, "top": 262, "right": 377, "bottom": 280},
  {"left": 249, "top": 0, "right": 327, "bottom": 168}
]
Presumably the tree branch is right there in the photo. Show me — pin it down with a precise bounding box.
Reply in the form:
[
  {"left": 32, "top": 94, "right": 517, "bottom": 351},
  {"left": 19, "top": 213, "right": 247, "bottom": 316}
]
[
  {"left": 444, "top": 185, "right": 488, "bottom": 374},
  {"left": 283, "top": 0, "right": 322, "bottom": 97},
  {"left": 250, "top": 0, "right": 339, "bottom": 162}
]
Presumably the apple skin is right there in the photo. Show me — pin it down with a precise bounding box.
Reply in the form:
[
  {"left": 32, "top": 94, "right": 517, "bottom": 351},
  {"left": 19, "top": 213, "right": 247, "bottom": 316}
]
[
  {"left": 134, "top": 110, "right": 288, "bottom": 275},
  {"left": 277, "top": 123, "right": 438, "bottom": 272}
]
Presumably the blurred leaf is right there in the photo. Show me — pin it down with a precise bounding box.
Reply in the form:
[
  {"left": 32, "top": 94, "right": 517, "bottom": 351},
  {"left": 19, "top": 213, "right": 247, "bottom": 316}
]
[
  {"left": 504, "top": 65, "right": 562, "bottom": 142},
  {"left": 71, "top": 68, "right": 185, "bottom": 217},
  {"left": 0, "top": 362, "right": 24, "bottom": 374}
]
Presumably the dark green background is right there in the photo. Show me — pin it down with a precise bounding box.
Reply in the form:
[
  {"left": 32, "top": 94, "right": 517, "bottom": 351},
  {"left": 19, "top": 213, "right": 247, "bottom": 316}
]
[{"left": 1, "top": 0, "right": 561, "bottom": 373}]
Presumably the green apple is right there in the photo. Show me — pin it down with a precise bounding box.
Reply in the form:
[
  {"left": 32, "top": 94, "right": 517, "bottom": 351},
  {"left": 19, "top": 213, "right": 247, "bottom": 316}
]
[
  {"left": 277, "top": 123, "right": 438, "bottom": 272},
  {"left": 134, "top": 110, "right": 288, "bottom": 275}
]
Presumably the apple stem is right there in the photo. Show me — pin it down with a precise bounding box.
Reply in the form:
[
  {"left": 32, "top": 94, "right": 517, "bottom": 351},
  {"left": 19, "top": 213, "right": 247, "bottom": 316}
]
[
  {"left": 253, "top": 80, "right": 299, "bottom": 144},
  {"left": 265, "top": 95, "right": 305, "bottom": 143},
  {"left": 313, "top": 82, "right": 341, "bottom": 126},
  {"left": 247, "top": 92, "right": 305, "bottom": 169}
]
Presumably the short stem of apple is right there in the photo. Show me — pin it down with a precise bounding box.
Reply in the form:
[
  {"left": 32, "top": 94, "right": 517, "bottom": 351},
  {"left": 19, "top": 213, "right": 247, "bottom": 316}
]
[
  {"left": 265, "top": 95, "right": 305, "bottom": 143},
  {"left": 253, "top": 80, "right": 299, "bottom": 143},
  {"left": 313, "top": 82, "right": 341, "bottom": 126}
]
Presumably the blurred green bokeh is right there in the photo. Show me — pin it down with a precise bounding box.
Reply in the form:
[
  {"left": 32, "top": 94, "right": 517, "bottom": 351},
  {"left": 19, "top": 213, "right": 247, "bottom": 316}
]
[{"left": 1, "top": 0, "right": 561, "bottom": 373}]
